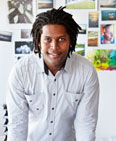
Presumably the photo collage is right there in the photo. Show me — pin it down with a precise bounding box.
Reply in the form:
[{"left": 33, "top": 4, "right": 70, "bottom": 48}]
[
  {"left": 87, "top": 0, "right": 116, "bottom": 71},
  {"left": 0, "top": 0, "right": 116, "bottom": 70}
]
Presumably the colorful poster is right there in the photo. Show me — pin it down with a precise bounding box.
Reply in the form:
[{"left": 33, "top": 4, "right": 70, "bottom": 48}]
[
  {"left": 8, "top": 0, "right": 33, "bottom": 23},
  {"left": 88, "top": 31, "right": 98, "bottom": 47},
  {"left": 65, "top": 0, "right": 97, "bottom": 9},
  {"left": 89, "top": 12, "right": 99, "bottom": 28},
  {"left": 101, "top": 10, "right": 116, "bottom": 21},
  {"left": 87, "top": 49, "right": 116, "bottom": 71},
  {"left": 100, "top": 24, "right": 115, "bottom": 44}
]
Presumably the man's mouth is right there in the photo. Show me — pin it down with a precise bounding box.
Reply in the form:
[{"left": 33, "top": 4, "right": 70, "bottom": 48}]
[{"left": 48, "top": 52, "right": 61, "bottom": 58}]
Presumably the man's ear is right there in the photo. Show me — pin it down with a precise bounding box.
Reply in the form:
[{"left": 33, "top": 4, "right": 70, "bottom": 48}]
[
  {"left": 38, "top": 43, "right": 40, "bottom": 47},
  {"left": 38, "top": 43, "right": 41, "bottom": 51}
]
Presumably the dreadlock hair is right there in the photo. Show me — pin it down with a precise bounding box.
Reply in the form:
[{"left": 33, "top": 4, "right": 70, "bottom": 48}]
[{"left": 31, "top": 6, "right": 81, "bottom": 57}]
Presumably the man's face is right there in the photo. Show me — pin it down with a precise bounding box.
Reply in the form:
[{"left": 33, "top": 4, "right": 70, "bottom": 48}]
[{"left": 39, "top": 24, "right": 70, "bottom": 71}]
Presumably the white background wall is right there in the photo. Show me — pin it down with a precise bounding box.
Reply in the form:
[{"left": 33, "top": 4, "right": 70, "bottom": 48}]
[{"left": 0, "top": 0, "right": 116, "bottom": 140}]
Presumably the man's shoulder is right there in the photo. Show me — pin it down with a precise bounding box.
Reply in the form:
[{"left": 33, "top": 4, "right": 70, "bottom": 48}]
[
  {"left": 69, "top": 53, "right": 97, "bottom": 76},
  {"left": 15, "top": 53, "right": 40, "bottom": 68},
  {"left": 71, "top": 53, "right": 92, "bottom": 67}
]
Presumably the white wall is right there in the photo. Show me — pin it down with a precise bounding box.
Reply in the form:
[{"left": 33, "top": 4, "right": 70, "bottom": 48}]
[
  {"left": 0, "top": 0, "right": 116, "bottom": 140},
  {"left": 0, "top": 0, "right": 13, "bottom": 136}
]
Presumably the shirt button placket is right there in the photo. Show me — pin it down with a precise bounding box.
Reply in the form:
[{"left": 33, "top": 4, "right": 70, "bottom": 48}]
[{"left": 48, "top": 77, "right": 57, "bottom": 140}]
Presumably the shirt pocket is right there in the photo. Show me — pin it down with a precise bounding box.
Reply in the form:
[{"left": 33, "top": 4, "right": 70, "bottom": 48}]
[
  {"left": 25, "top": 93, "right": 44, "bottom": 117},
  {"left": 65, "top": 92, "right": 82, "bottom": 111}
]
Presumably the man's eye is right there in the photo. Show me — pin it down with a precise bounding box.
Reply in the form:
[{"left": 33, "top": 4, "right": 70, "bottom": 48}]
[
  {"left": 58, "top": 37, "right": 65, "bottom": 41},
  {"left": 44, "top": 38, "right": 51, "bottom": 42}
]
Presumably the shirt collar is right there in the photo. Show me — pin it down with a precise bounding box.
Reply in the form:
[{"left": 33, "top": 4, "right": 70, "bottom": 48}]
[
  {"left": 36, "top": 53, "right": 73, "bottom": 75},
  {"left": 35, "top": 53, "right": 44, "bottom": 73},
  {"left": 63, "top": 53, "right": 73, "bottom": 73},
  {"left": 44, "top": 61, "right": 49, "bottom": 75},
  {"left": 36, "top": 54, "right": 49, "bottom": 75}
]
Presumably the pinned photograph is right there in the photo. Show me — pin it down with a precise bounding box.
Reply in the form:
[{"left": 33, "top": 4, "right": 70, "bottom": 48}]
[
  {"left": 0, "top": 31, "right": 12, "bottom": 42},
  {"left": 15, "top": 41, "right": 33, "bottom": 54},
  {"left": 65, "top": 0, "right": 97, "bottom": 9},
  {"left": 79, "top": 24, "right": 87, "bottom": 34},
  {"left": 21, "top": 29, "right": 31, "bottom": 39},
  {"left": 87, "top": 49, "right": 116, "bottom": 71},
  {"left": 37, "top": 0, "right": 53, "bottom": 9},
  {"left": 88, "top": 31, "right": 98, "bottom": 46},
  {"left": 75, "top": 44, "right": 85, "bottom": 56},
  {"left": 101, "top": 10, "right": 116, "bottom": 21},
  {"left": 89, "top": 12, "right": 99, "bottom": 28},
  {"left": 8, "top": 0, "right": 33, "bottom": 23},
  {"left": 100, "top": 0, "right": 116, "bottom": 8},
  {"left": 101, "top": 24, "right": 115, "bottom": 44}
]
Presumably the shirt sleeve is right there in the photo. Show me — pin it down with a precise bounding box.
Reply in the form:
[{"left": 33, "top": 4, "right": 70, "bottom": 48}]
[
  {"left": 74, "top": 65, "right": 99, "bottom": 141},
  {"left": 6, "top": 64, "right": 29, "bottom": 141}
]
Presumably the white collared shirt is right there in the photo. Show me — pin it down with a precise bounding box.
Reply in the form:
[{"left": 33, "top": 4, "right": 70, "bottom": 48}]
[{"left": 7, "top": 53, "right": 99, "bottom": 141}]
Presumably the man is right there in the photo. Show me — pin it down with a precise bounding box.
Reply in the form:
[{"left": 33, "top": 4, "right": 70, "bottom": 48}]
[{"left": 7, "top": 7, "right": 99, "bottom": 141}]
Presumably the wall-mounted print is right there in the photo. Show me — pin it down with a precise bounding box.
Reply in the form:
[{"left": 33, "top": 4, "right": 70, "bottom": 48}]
[
  {"left": 101, "top": 24, "right": 115, "bottom": 44},
  {"left": 65, "top": 0, "right": 97, "bottom": 9},
  {"left": 100, "top": 0, "right": 116, "bottom": 8},
  {"left": 21, "top": 29, "right": 31, "bottom": 39},
  {"left": 89, "top": 12, "right": 99, "bottom": 28},
  {"left": 8, "top": 0, "right": 33, "bottom": 24},
  {"left": 87, "top": 49, "right": 116, "bottom": 71},
  {"left": 101, "top": 10, "right": 116, "bottom": 21},
  {"left": 0, "top": 31, "right": 12, "bottom": 42},
  {"left": 79, "top": 24, "right": 87, "bottom": 34},
  {"left": 15, "top": 41, "right": 33, "bottom": 54},
  {"left": 37, "top": 0, "right": 53, "bottom": 9},
  {"left": 75, "top": 44, "right": 85, "bottom": 56},
  {"left": 88, "top": 31, "right": 98, "bottom": 47}
]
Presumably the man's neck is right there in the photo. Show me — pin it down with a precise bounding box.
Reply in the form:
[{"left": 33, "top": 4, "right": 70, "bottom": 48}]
[{"left": 44, "top": 61, "right": 66, "bottom": 76}]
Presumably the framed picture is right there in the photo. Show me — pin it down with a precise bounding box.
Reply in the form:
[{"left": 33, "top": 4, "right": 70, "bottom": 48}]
[
  {"left": 21, "top": 29, "right": 31, "bottom": 39},
  {"left": 65, "top": 0, "right": 97, "bottom": 9},
  {"left": 15, "top": 41, "right": 33, "bottom": 54},
  {"left": 37, "top": 0, "right": 53, "bottom": 9},
  {"left": 75, "top": 44, "right": 85, "bottom": 56},
  {"left": 0, "top": 31, "right": 12, "bottom": 42},
  {"left": 8, "top": 0, "right": 33, "bottom": 23},
  {"left": 88, "top": 31, "right": 98, "bottom": 47},
  {"left": 101, "top": 10, "right": 116, "bottom": 21},
  {"left": 100, "top": 24, "right": 115, "bottom": 44},
  {"left": 87, "top": 49, "right": 116, "bottom": 71},
  {"left": 100, "top": 0, "right": 116, "bottom": 8},
  {"left": 79, "top": 24, "right": 87, "bottom": 34},
  {"left": 89, "top": 12, "right": 99, "bottom": 28}
]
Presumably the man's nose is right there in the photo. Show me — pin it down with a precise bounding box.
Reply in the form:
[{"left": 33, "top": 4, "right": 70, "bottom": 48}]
[{"left": 50, "top": 40, "right": 58, "bottom": 50}]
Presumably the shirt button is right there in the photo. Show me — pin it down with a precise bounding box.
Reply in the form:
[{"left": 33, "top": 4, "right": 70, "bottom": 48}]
[
  {"left": 29, "top": 100, "right": 32, "bottom": 102},
  {"left": 54, "top": 78, "right": 56, "bottom": 82},
  {"left": 53, "top": 93, "right": 56, "bottom": 96},
  {"left": 49, "top": 133, "right": 52, "bottom": 135},
  {"left": 52, "top": 107, "right": 54, "bottom": 110},
  {"left": 75, "top": 99, "right": 78, "bottom": 102},
  {"left": 36, "top": 108, "right": 39, "bottom": 110},
  {"left": 50, "top": 121, "right": 53, "bottom": 123}
]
